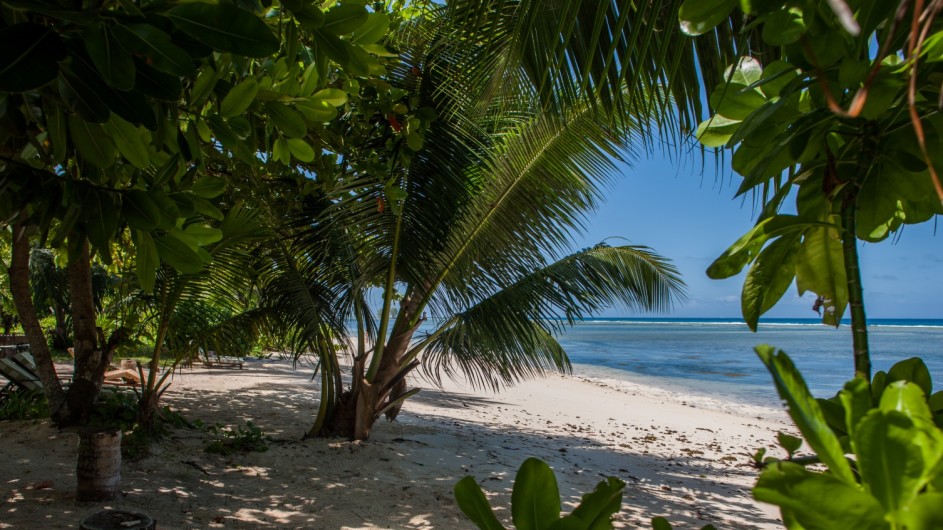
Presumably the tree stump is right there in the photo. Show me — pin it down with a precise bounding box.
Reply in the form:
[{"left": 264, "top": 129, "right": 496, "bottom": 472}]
[
  {"left": 80, "top": 509, "right": 155, "bottom": 530},
  {"left": 76, "top": 428, "right": 122, "bottom": 502}
]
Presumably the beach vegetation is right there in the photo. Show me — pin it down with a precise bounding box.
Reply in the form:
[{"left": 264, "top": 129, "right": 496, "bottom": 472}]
[
  {"left": 455, "top": 457, "right": 626, "bottom": 530},
  {"left": 687, "top": 0, "right": 943, "bottom": 382},
  {"left": 204, "top": 421, "right": 271, "bottom": 456}
]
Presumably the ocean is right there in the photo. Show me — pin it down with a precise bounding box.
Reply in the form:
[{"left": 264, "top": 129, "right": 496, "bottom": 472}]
[{"left": 554, "top": 318, "right": 943, "bottom": 407}]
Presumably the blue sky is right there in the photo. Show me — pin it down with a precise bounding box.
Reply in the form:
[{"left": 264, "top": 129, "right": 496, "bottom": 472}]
[{"left": 572, "top": 154, "right": 943, "bottom": 320}]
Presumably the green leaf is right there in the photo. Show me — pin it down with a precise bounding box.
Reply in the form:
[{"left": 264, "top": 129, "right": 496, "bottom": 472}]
[
  {"left": 351, "top": 12, "right": 390, "bottom": 45},
  {"left": 725, "top": 56, "right": 764, "bottom": 89},
  {"left": 220, "top": 79, "right": 259, "bottom": 118},
  {"left": 454, "top": 476, "right": 506, "bottom": 530},
  {"left": 167, "top": 2, "right": 279, "bottom": 57},
  {"left": 0, "top": 23, "right": 66, "bottom": 92},
  {"left": 191, "top": 196, "right": 224, "bottom": 221},
  {"left": 762, "top": 8, "right": 807, "bottom": 46},
  {"left": 856, "top": 172, "right": 901, "bottom": 242},
  {"left": 886, "top": 358, "right": 934, "bottom": 398},
  {"left": 81, "top": 189, "right": 120, "bottom": 252},
  {"left": 134, "top": 59, "right": 182, "bottom": 101},
  {"left": 679, "top": 0, "right": 738, "bottom": 36},
  {"left": 123, "top": 190, "right": 163, "bottom": 231},
  {"left": 58, "top": 69, "right": 110, "bottom": 123},
  {"left": 133, "top": 230, "right": 158, "bottom": 293},
  {"left": 296, "top": 99, "right": 338, "bottom": 122},
  {"left": 707, "top": 215, "right": 812, "bottom": 279},
  {"left": 273, "top": 137, "right": 291, "bottom": 165},
  {"left": 266, "top": 101, "right": 308, "bottom": 138},
  {"left": 407, "top": 131, "right": 424, "bottom": 151},
  {"left": 567, "top": 476, "right": 625, "bottom": 529},
  {"left": 154, "top": 233, "right": 205, "bottom": 274},
  {"left": 741, "top": 233, "right": 800, "bottom": 330},
  {"left": 105, "top": 115, "right": 151, "bottom": 169},
  {"left": 854, "top": 408, "right": 929, "bottom": 513},
  {"left": 898, "top": 493, "right": 943, "bottom": 529},
  {"left": 177, "top": 224, "right": 223, "bottom": 246},
  {"left": 112, "top": 23, "right": 195, "bottom": 77},
  {"left": 755, "top": 346, "right": 857, "bottom": 484},
  {"left": 710, "top": 83, "right": 767, "bottom": 121},
  {"left": 293, "top": 4, "right": 325, "bottom": 31},
  {"left": 362, "top": 43, "right": 398, "bottom": 57},
  {"left": 651, "top": 517, "right": 673, "bottom": 530},
  {"left": 190, "top": 176, "right": 227, "bottom": 199},
  {"left": 312, "top": 88, "right": 348, "bottom": 106},
  {"left": 753, "top": 462, "right": 886, "bottom": 530},
  {"left": 512, "top": 458, "right": 561, "bottom": 530},
  {"left": 777, "top": 432, "right": 803, "bottom": 456},
  {"left": 314, "top": 30, "right": 350, "bottom": 65},
  {"left": 287, "top": 138, "right": 315, "bottom": 162},
  {"left": 322, "top": 3, "right": 368, "bottom": 35},
  {"left": 68, "top": 115, "right": 116, "bottom": 168},
  {"left": 694, "top": 114, "right": 740, "bottom": 147},
  {"left": 148, "top": 191, "right": 181, "bottom": 229},
  {"left": 758, "top": 60, "right": 801, "bottom": 98},
  {"left": 43, "top": 100, "right": 68, "bottom": 163},
  {"left": 796, "top": 223, "right": 848, "bottom": 326},
  {"left": 86, "top": 24, "right": 135, "bottom": 90},
  {"left": 838, "top": 377, "right": 873, "bottom": 438}
]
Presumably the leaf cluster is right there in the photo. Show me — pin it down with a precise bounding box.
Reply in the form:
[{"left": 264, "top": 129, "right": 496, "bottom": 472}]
[
  {"left": 755, "top": 346, "right": 943, "bottom": 529},
  {"left": 454, "top": 457, "right": 625, "bottom": 530}
]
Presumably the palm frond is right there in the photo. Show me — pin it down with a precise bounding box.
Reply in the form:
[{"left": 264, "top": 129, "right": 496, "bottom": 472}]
[{"left": 421, "top": 243, "right": 685, "bottom": 389}]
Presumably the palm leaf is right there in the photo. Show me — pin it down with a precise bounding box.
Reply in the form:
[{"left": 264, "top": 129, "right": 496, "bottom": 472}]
[{"left": 421, "top": 243, "right": 685, "bottom": 389}]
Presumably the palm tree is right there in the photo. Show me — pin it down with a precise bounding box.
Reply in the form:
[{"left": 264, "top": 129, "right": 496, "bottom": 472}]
[{"left": 265, "top": 4, "right": 687, "bottom": 440}]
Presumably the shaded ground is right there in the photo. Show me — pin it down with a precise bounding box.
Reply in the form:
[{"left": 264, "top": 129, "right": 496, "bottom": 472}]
[{"left": 1, "top": 360, "right": 786, "bottom": 529}]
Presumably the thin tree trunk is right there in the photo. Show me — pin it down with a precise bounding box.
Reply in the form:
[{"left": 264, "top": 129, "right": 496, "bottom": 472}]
[
  {"left": 841, "top": 188, "right": 870, "bottom": 381},
  {"left": 7, "top": 221, "right": 68, "bottom": 420},
  {"left": 65, "top": 237, "right": 111, "bottom": 426}
]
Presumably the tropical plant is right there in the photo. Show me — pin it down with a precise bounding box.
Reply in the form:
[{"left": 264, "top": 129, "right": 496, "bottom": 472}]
[
  {"left": 0, "top": 0, "right": 381, "bottom": 426},
  {"left": 752, "top": 345, "right": 943, "bottom": 529},
  {"left": 267, "top": 2, "right": 687, "bottom": 441},
  {"left": 455, "top": 457, "right": 626, "bottom": 530},
  {"left": 684, "top": 0, "right": 943, "bottom": 381}
]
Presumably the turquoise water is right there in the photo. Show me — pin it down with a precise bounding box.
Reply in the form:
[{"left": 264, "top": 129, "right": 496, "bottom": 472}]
[{"left": 554, "top": 318, "right": 943, "bottom": 407}]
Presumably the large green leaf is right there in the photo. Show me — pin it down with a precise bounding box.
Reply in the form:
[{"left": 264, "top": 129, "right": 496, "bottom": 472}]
[
  {"left": 314, "top": 30, "right": 350, "bottom": 65},
  {"left": 838, "top": 377, "right": 872, "bottom": 438},
  {"left": 886, "top": 358, "right": 934, "bottom": 398},
  {"left": 81, "top": 188, "right": 120, "bottom": 252},
  {"left": 105, "top": 116, "right": 151, "bottom": 169},
  {"left": 678, "top": 0, "right": 738, "bottom": 36},
  {"left": 322, "top": 3, "right": 368, "bottom": 35},
  {"left": 123, "top": 190, "right": 163, "bottom": 231},
  {"left": 898, "top": 493, "right": 943, "bottom": 529},
  {"left": 220, "top": 79, "right": 259, "bottom": 118},
  {"left": 755, "top": 346, "right": 857, "bottom": 485},
  {"left": 741, "top": 233, "right": 800, "bottom": 330},
  {"left": 112, "top": 23, "right": 195, "bottom": 77},
  {"left": 167, "top": 3, "right": 279, "bottom": 58},
  {"left": 796, "top": 223, "right": 847, "bottom": 326},
  {"left": 351, "top": 12, "right": 390, "bottom": 45},
  {"left": 753, "top": 462, "right": 886, "bottom": 530},
  {"left": 266, "top": 101, "right": 308, "bottom": 138},
  {"left": 0, "top": 23, "right": 66, "bottom": 92},
  {"left": 134, "top": 59, "right": 183, "bottom": 101},
  {"left": 190, "top": 176, "right": 227, "bottom": 198},
  {"left": 154, "top": 233, "right": 205, "bottom": 274},
  {"left": 86, "top": 24, "right": 135, "bottom": 90},
  {"left": 566, "top": 476, "right": 625, "bottom": 529},
  {"left": 707, "top": 215, "right": 811, "bottom": 279},
  {"left": 761, "top": 8, "right": 807, "bottom": 46},
  {"left": 58, "top": 69, "right": 110, "bottom": 123},
  {"left": 512, "top": 458, "right": 562, "bottom": 530},
  {"left": 856, "top": 171, "right": 902, "bottom": 242},
  {"left": 709, "top": 83, "right": 767, "bottom": 121},
  {"left": 854, "top": 407, "right": 929, "bottom": 514},
  {"left": 68, "top": 115, "right": 116, "bottom": 168},
  {"left": 133, "top": 230, "right": 158, "bottom": 293},
  {"left": 454, "top": 476, "right": 506, "bottom": 530},
  {"left": 43, "top": 100, "right": 68, "bottom": 163}
]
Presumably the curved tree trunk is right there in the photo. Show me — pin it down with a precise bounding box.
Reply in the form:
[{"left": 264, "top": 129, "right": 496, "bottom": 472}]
[{"left": 7, "top": 222, "right": 69, "bottom": 419}]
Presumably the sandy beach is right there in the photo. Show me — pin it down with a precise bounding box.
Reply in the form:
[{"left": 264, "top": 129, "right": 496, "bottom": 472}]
[{"left": 1, "top": 358, "right": 792, "bottom": 529}]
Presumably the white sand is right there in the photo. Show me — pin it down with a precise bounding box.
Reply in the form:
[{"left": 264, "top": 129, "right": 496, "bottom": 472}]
[{"left": 1, "top": 359, "right": 793, "bottom": 529}]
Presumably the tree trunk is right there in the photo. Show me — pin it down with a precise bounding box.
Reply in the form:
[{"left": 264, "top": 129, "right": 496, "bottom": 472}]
[
  {"left": 7, "top": 222, "right": 68, "bottom": 419},
  {"left": 76, "top": 428, "right": 122, "bottom": 502},
  {"left": 841, "top": 187, "right": 870, "bottom": 381},
  {"left": 64, "top": 237, "right": 112, "bottom": 427},
  {"left": 312, "top": 294, "right": 423, "bottom": 440}
]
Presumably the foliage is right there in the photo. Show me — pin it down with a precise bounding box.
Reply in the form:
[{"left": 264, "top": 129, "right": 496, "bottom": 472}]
[
  {"left": 454, "top": 457, "right": 625, "bottom": 530},
  {"left": 0, "top": 388, "right": 50, "bottom": 420},
  {"left": 204, "top": 421, "right": 271, "bottom": 456},
  {"left": 753, "top": 346, "right": 943, "bottom": 530},
  {"left": 685, "top": 1, "right": 943, "bottom": 332}
]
